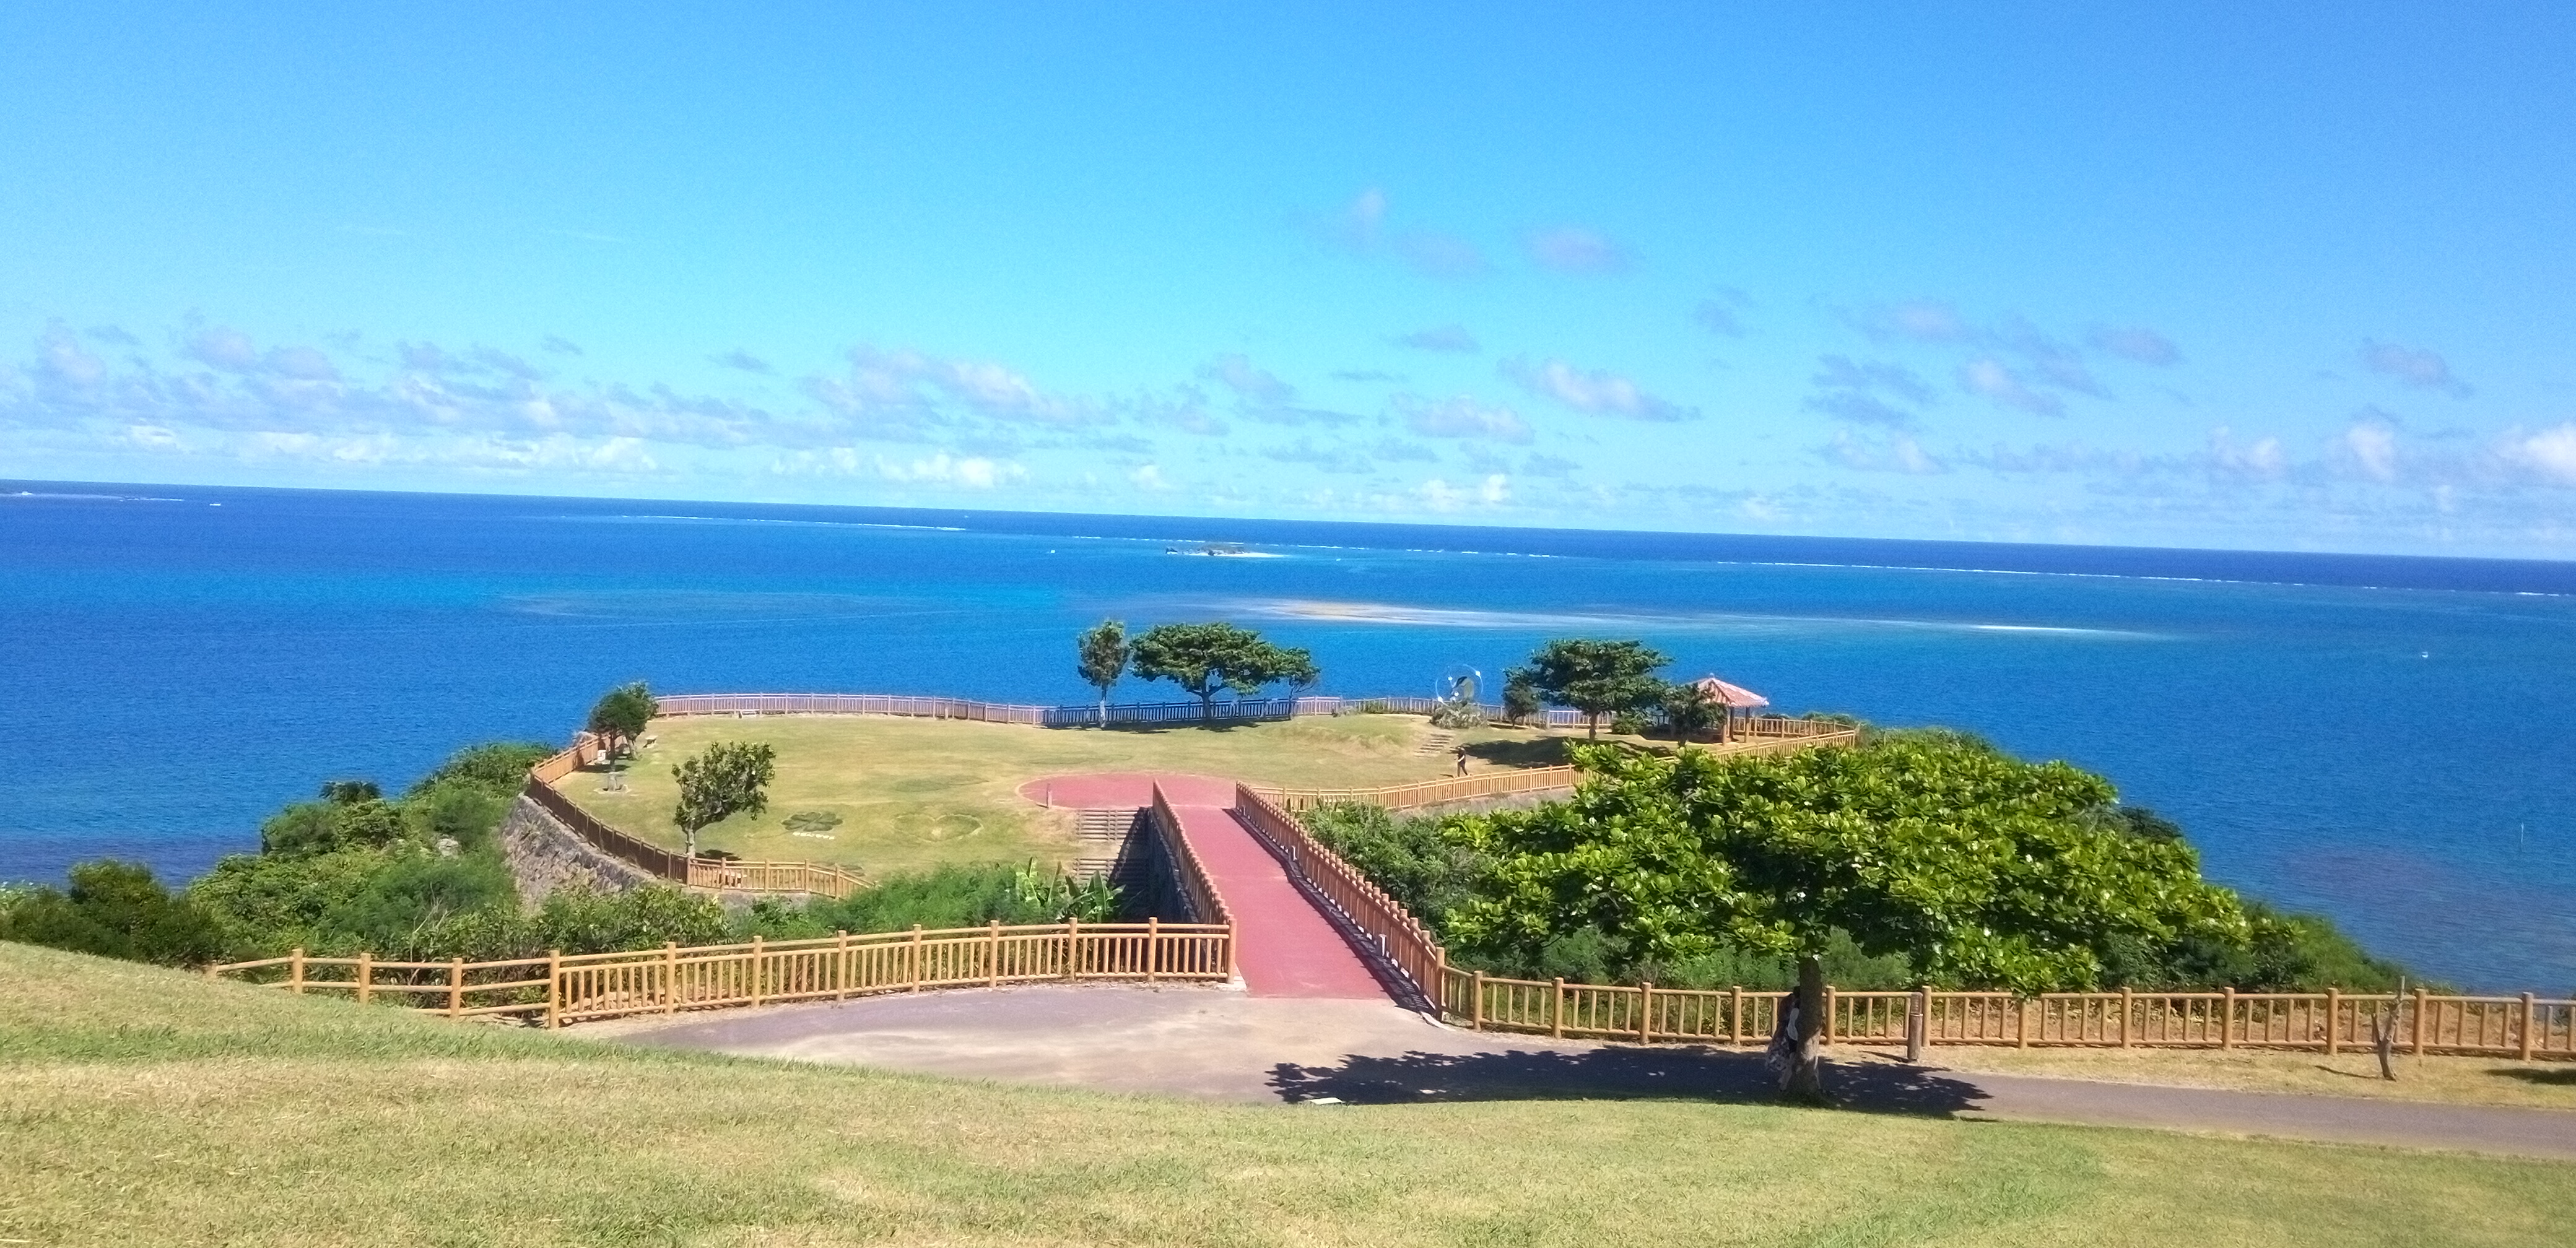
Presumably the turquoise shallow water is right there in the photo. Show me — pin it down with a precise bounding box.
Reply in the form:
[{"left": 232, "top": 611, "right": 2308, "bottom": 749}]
[{"left": 4, "top": 482, "right": 2572, "bottom": 991}]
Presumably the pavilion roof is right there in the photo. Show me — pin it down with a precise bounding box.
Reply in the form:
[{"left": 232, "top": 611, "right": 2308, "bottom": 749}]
[{"left": 1692, "top": 675, "right": 1770, "bottom": 708}]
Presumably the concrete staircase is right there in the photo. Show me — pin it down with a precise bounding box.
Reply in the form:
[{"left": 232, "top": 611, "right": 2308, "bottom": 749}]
[
  {"left": 1413, "top": 730, "right": 1460, "bottom": 757},
  {"left": 1068, "top": 807, "right": 1154, "bottom": 894}
]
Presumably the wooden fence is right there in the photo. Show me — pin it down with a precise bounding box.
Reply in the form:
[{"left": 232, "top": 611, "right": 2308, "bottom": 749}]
[
  {"left": 1251, "top": 766, "right": 1582, "bottom": 813},
  {"left": 1224, "top": 774, "right": 2576, "bottom": 1062},
  {"left": 520, "top": 739, "right": 861, "bottom": 899},
  {"left": 207, "top": 921, "right": 1235, "bottom": 1028},
  {"left": 1434, "top": 971, "right": 2576, "bottom": 1060},
  {"left": 1149, "top": 784, "right": 1235, "bottom": 950},
  {"left": 1232, "top": 784, "right": 1446, "bottom": 1007}
]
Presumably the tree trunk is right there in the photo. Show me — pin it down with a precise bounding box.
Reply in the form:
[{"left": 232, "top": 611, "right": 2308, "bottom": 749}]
[
  {"left": 1586, "top": 712, "right": 1599, "bottom": 739},
  {"left": 1097, "top": 690, "right": 1108, "bottom": 729},
  {"left": 1767, "top": 955, "right": 1830, "bottom": 1105}
]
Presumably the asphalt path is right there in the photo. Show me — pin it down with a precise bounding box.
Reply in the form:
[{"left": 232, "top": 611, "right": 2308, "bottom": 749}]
[{"left": 603, "top": 984, "right": 2576, "bottom": 1161}]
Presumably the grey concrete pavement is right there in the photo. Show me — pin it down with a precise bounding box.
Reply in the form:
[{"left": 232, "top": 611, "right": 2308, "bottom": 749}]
[{"left": 596, "top": 983, "right": 2576, "bottom": 1160}]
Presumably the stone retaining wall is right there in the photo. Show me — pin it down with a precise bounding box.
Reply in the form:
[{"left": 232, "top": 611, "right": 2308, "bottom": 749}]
[{"left": 498, "top": 792, "right": 659, "bottom": 904}]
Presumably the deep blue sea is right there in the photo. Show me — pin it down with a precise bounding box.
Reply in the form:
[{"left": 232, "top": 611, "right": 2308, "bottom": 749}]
[{"left": 6, "top": 482, "right": 2572, "bottom": 992}]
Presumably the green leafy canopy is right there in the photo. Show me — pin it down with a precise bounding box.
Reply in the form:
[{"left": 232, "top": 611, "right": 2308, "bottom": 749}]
[
  {"left": 673, "top": 740, "right": 778, "bottom": 836},
  {"left": 1129, "top": 622, "right": 1318, "bottom": 714},
  {"left": 1443, "top": 732, "right": 2253, "bottom": 995},
  {"left": 1508, "top": 638, "right": 1670, "bottom": 737}
]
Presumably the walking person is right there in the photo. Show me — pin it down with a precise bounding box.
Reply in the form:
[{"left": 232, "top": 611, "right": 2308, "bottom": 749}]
[{"left": 1454, "top": 745, "right": 1469, "bottom": 776}]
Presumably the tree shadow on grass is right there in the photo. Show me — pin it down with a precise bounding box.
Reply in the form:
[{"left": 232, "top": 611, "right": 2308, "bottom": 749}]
[
  {"left": 1267, "top": 1044, "right": 1988, "bottom": 1116},
  {"left": 2487, "top": 1067, "right": 2576, "bottom": 1086},
  {"left": 1087, "top": 719, "right": 1251, "bottom": 735},
  {"left": 1463, "top": 738, "right": 1576, "bottom": 768}
]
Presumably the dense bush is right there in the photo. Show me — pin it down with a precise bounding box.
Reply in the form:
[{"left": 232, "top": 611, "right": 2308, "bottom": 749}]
[
  {"left": 0, "top": 861, "right": 228, "bottom": 966},
  {"left": 1302, "top": 735, "right": 2416, "bottom": 994},
  {"left": 744, "top": 863, "right": 1123, "bottom": 940},
  {"left": 11, "top": 735, "right": 1123, "bottom": 972}
]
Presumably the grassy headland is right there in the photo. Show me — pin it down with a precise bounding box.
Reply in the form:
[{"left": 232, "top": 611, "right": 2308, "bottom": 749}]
[
  {"left": 3, "top": 940, "right": 2570, "bottom": 1247},
  {"left": 557, "top": 712, "right": 1570, "bottom": 874}
]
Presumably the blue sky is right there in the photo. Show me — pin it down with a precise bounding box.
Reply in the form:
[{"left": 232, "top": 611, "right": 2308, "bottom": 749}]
[{"left": 5, "top": 4, "right": 2574, "bottom": 556}]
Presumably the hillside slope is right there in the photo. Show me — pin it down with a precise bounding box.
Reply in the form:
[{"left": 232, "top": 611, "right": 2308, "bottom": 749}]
[{"left": 2, "top": 940, "right": 2569, "bottom": 1247}]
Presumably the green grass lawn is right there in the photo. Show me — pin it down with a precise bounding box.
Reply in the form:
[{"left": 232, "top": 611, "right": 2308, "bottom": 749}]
[
  {"left": 4, "top": 942, "right": 2570, "bottom": 1247},
  {"left": 555, "top": 713, "right": 1572, "bottom": 876}
]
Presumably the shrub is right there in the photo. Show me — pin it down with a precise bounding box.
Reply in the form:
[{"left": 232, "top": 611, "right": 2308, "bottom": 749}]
[
  {"left": 747, "top": 862, "right": 1124, "bottom": 939},
  {"left": 408, "top": 742, "right": 554, "bottom": 796},
  {"left": 0, "top": 861, "right": 228, "bottom": 966},
  {"left": 321, "top": 854, "right": 518, "bottom": 953}
]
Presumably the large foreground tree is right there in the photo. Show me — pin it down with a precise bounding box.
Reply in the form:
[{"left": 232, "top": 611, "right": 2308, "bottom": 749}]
[
  {"left": 1130, "top": 622, "right": 1319, "bottom": 721},
  {"left": 1442, "top": 733, "right": 2250, "bottom": 1104},
  {"left": 1508, "top": 639, "right": 1670, "bottom": 737}
]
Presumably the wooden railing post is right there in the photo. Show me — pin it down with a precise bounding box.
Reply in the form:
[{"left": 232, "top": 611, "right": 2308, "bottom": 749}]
[
  {"left": 835, "top": 930, "right": 850, "bottom": 1000},
  {"left": 1471, "top": 971, "right": 1487, "bottom": 1031},
  {"left": 1146, "top": 917, "right": 1160, "bottom": 984},
  {"left": 290, "top": 947, "right": 306, "bottom": 995},
  {"left": 2119, "top": 986, "right": 2133, "bottom": 1047},
  {"left": 665, "top": 941, "right": 680, "bottom": 1013},
  {"left": 1824, "top": 985, "right": 1836, "bottom": 1046},
  {"left": 1730, "top": 986, "right": 1744, "bottom": 1046},
  {"left": 1551, "top": 977, "right": 1566, "bottom": 1039},
  {"left": 906, "top": 925, "right": 922, "bottom": 990},
  {"left": 447, "top": 957, "right": 464, "bottom": 1018},
  {"left": 1637, "top": 982, "right": 1653, "bottom": 1044},
  {"left": 988, "top": 920, "right": 1002, "bottom": 987},
  {"left": 750, "top": 935, "right": 765, "bottom": 1008},
  {"left": 2016, "top": 996, "right": 2030, "bottom": 1049},
  {"left": 545, "top": 949, "right": 562, "bottom": 1029},
  {"left": 1063, "top": 919, "right": 1079, "bottom": 981},
  {"left": 2220, "top": 987, "right": 2235, "bottom": 1050},
  {"left": 2326, "top": 988, "right": 2341, "bottom": 1054},
  {"left": 2522, "top": 992, "right": 2538, "bottom": 1061},
  {"left": 2412, "top": 986, "right": 2427, "bottom": 1055},
  {"left": 355, "top": 951, "right": 373, "bottom": 1005}
]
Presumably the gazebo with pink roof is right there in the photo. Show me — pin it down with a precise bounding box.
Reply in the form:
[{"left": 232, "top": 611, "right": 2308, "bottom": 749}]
[{"left": 1691, "top": 675, "right": 1769, "bottom": 742}]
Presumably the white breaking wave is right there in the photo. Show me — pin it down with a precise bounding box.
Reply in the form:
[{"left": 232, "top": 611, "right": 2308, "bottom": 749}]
[{"left": 1223, "top": 597, "right": 2168, "bottom": 640}]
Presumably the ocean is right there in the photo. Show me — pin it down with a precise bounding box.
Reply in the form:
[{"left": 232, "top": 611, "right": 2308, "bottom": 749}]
[{"left": 4, "top": 482, "right": 2572, "bottom": 991}]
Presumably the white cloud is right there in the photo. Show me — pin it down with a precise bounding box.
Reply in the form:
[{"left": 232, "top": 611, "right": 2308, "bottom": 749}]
[
  {"left": 876, "top": 451, "right": 1025, "bottom": 488},
  {"left": 2209, "top": 427, "right": 2287, "bottom": 478},
  {"left": 2497, "top": 423, "right": 2576, "bottom": 485},
  {"left": 2343, "top": 419, "right": 2400, "bottom": 481},
  {"left": 1479, "top": 473, "right": 1510, "bottom": 505},
  {"left": 1199, "top": 353, "right": 1295, "bottom": 406},
  {"left": 2361, "top": 340, "right": 2470, "bottom": 397},
  {"left": 1129, "top": 462, "right": 1168, "bottom": 490},
  {"left": 1525, "top": 226, "right": 1626, "bottom": 273},
  {"left": 1821, "top": 429, "right": 1947, "bottom": 474},
  {"left": 1500, "top": 357, "right": 1697, "bottom": 421},
  {"left": 1958, "top": 358, "right": 2065, "bottom": 417},
  {"left": 1855, "top": 299, "right": 1975, "bottom": 345},
  {"left": 1398, "top": 394, "right": 1533, "bottom": 443}
]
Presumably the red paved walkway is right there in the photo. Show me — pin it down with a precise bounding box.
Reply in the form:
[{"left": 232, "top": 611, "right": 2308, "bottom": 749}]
[
  {"left": 1017, "top": 772, "right": 1238, "bottom": 807},
  {"left": 1168, "top": 802, "right": 1390, "bottom": 1000},
  {"left": 1017, "top": 771, "right": 1393, "bottom": 1001}
]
